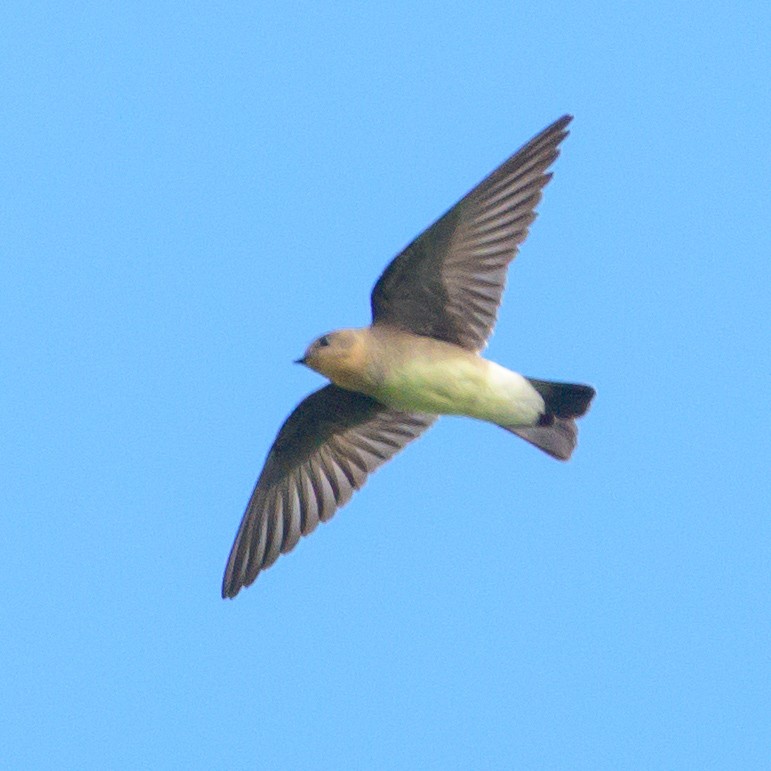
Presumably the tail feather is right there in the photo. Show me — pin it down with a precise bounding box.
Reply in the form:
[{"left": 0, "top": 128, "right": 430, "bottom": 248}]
[
  {"left": 499, "top": 379, "right": 595, "bottom": 461},
  {"left": 527, "top": 379, "right": 595, "bottom": 419},
  {"left": 508, "top": 419, "right": 577, "bottom": 461}
]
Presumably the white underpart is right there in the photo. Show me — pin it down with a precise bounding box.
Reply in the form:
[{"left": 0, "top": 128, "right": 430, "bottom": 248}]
[{"left": 371, "top": 349, "right": 545, "bottom": 428}]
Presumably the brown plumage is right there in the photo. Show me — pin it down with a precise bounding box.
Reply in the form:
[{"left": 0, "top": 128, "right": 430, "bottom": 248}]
[{"left": 222, "top": 115, "right": 594, "bottom": 598}]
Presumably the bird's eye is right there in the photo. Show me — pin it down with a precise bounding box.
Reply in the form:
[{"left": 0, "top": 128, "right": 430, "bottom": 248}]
[{"left": 317, "top": 335, "right": 330, "bottom": 348}]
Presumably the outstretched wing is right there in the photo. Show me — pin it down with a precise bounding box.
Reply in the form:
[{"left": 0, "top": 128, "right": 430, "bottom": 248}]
[
  {"left": 222, "top": 384, "right": 435, "bottom": 597},
  {"left": 371, "top": 115, "right": 571, "bottom": 351}
]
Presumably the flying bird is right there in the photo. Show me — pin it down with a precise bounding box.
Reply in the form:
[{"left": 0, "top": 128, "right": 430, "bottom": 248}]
[{"left": 222, "top": 114, "right": 595, "bottom": 598}]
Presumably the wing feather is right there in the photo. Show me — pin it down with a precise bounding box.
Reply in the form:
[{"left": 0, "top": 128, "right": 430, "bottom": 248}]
[
  {"left": 371, "top": 115, "right": 571, "bottom": 351},
  {"left": 222, "top": 385, "right": 435, "bottom": 597}
]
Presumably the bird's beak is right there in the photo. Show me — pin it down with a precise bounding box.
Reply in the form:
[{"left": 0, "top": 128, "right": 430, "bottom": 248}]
[{"left": 294, "top": 357, "right": 306, "bottom": 365}]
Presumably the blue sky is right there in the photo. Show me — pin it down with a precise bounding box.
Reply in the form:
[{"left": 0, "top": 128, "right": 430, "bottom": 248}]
[{"left": 3, "top": 2, "right": 769, "bottom": 768}]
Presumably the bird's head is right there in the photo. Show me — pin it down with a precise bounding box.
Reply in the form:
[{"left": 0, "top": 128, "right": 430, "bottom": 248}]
[{"left": 295, "top": 328, "right": 371, "bottom": 390}]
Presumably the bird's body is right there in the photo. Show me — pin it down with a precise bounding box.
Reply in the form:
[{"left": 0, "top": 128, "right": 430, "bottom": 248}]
[
  {"left": 307, "top": 326, "right": 545, "bottom": 427},
  {"left": 221, "top": 114, "right": 596, "bottom": 598}
]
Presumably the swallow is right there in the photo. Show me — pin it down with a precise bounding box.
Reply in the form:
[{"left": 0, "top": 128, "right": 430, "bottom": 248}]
[{"left": 222, "top": 114, "right": 595, "bottom": 598}]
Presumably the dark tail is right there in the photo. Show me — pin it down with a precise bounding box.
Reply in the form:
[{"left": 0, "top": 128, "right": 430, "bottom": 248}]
[
  {"left": 500, "top": 379, "right": 595, "bottom": 461},
  {"left": 527, "top": 379, "right": 595, "bottom": 419}
]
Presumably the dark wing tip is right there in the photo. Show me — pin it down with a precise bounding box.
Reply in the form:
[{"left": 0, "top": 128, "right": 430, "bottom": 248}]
[
  {"left": 522, "top": 114, "right": 573, "bottom": 161},
  {"left": 221, "top": 387, "right": 436, "bottom": 598},
  {"left": 221, "top": 568, "right": 239, "bottom": 599},
  {"left": 221, "top": 532, "right": 251, "bottom": 598},
  {"left": 528, "top": 114, "right": 573, "bottom": 160},
  {"left": 550, "top": 113, "right": 573, "bottom": 134}
]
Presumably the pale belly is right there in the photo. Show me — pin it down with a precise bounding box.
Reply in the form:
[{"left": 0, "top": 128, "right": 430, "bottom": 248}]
[{"left": 366, "top": 342, "right": 544, "bottom": 427}]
